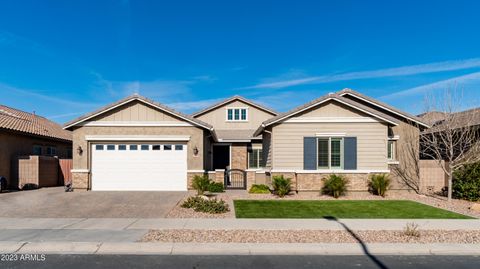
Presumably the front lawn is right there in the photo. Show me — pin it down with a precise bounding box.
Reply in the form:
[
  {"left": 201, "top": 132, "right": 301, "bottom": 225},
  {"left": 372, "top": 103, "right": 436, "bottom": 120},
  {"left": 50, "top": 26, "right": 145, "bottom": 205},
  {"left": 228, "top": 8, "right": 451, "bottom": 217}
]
[{"left": 234, "top": 200, "right": 473, "bottom": 219}]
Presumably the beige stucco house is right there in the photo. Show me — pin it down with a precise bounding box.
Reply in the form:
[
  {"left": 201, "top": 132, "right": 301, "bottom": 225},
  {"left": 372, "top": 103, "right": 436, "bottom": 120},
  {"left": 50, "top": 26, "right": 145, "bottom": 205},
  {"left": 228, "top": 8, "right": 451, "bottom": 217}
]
[{"left": 64, "top": 89, "right": 429, "bottom": 192}]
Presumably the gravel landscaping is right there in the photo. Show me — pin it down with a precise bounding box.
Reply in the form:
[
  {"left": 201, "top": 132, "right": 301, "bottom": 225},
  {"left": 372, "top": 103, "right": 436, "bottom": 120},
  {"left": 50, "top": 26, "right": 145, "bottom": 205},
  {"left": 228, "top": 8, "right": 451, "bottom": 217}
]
[
  {"left": 142, "top": 229, "right": 480, "bottom": 244},
  {"left": 166, "top": 190, "right": 480, "bottom": 219}
]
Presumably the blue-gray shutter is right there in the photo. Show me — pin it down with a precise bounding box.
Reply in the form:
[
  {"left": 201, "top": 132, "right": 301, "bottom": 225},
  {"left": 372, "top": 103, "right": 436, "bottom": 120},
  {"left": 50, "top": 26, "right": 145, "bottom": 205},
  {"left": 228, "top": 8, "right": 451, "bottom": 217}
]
[
  {"left": 344, "top": 137, "right": 357, "bottom": 170},
  {"left": 303, "top": 137, "right": 317, "bottom": 170}
]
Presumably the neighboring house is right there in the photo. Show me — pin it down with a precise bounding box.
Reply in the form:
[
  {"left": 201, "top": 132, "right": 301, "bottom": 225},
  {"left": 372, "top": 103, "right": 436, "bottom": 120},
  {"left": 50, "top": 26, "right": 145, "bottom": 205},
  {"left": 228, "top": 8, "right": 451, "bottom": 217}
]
[
  {"left": 0, "top": 105, "right": 72, "bottom": 187},
  {"left": 64, "top": 89, "right": 429, "bottom": 192}
]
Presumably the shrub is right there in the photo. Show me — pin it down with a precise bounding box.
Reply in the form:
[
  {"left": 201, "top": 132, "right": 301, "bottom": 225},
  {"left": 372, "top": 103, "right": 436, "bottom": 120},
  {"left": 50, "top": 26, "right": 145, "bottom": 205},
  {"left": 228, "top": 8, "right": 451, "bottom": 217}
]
[
  {"left": 181, "top": 196, "right": 229, "bottom": 214},
  {"left": 453, "top": 162, "right": 480, "bottom": 201},
  {"left": 192, "top": 175, "right": 211, "bottom": 195},
  {"left": 403, "top": 222, "right": 420, "bottom": 238},
  {"left": 249, "top": 184, "right": 271, "bottom": 194},
  {"left": 322, "top": 174, "right": 349, "bottom": 198},
  {"left": 368, "top": 174, "right": 391, "bottom": 197},
  {"left": 272, "top": 175, "right": 291, "bottom": 197},
  {"left": 208, "top": 182, "right": 225, "bottom": 193}
]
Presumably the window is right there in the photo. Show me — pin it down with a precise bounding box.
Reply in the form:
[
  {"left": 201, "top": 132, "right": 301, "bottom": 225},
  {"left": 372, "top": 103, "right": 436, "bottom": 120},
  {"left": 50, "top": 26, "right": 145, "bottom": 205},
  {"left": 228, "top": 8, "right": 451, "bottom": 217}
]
[
  {"left": 387, "top": 140, "right": 396, "bottom": 160},
  {"left": 46, "top": 146, "right": 57, "bottom": 156},
  {"left": 130, "top": 145, "right": 138, "bottom": 150},
  {"left": 107, "top": 145, "right": 115, "bottom": 150},
  {"left": 164, "top": 145, "right": 172, "bottom": 150},
  {"left": 317, "top": 137, "right": 343, "bottom": 169},
  {"left": 118, "top": 145, "right": 127, "bottom": 150},
  {"left": 67, "top": 149, "right": 72, "bottom": 158},
  {"left": 141, "top": 145, "right": 149, "bottom": 151},
  {"left": 175, "top": 145, "right": 183, "bottom": 151},
  {"left": 152, "top": 145, "right": 161, "bottom": 150},
  {"left": 248, "top": 148, "right": 263, "bottom": 169},
  {"left": 95, "top": 145, "right": 104, "bottom": 151},
  {"left": 33, "top": 145, "right": 42, "bottom": 155},
  {"left": 226, "top": 108, "right": 247, "bottom": 121}
]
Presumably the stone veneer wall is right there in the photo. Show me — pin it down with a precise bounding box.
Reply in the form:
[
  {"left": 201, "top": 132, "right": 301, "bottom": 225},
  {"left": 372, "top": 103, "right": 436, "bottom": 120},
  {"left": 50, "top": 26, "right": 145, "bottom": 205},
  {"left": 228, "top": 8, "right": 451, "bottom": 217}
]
[
  {"left": 271, "top": 172, "right": 371, "bottom": 192},
  {"left": 72, "top": 172, "right": 89, "bottom": 190},
  {"left": 230, "top": 144, "right": 247, "bottom": 170}
]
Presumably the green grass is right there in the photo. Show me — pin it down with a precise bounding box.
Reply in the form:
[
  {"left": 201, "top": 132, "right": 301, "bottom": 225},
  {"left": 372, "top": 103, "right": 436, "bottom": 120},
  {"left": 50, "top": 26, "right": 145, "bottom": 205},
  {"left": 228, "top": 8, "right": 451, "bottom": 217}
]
[{"left": 234, "top": 200, "right": 473, "bottom": 219}]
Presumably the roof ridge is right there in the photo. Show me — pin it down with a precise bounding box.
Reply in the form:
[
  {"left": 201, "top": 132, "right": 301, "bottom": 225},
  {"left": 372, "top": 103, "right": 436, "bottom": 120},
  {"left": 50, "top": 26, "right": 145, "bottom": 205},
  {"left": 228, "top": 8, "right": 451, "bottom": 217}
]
[{"left": 191, "top": 95, "right": 278, "bottom": 117}]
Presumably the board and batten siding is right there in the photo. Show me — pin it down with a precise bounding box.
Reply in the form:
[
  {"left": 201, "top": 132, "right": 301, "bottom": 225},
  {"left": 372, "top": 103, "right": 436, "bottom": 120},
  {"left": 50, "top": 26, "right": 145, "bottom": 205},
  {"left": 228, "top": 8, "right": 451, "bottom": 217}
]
[
  {"left": 195, "top": 100, "right": 275, "bottom": 130},
  {"left": 271, "top": 122, "right": 388, "bottom": 170},
  {"left": 94, "top": 101, "right": 182, "bottom": 122}
]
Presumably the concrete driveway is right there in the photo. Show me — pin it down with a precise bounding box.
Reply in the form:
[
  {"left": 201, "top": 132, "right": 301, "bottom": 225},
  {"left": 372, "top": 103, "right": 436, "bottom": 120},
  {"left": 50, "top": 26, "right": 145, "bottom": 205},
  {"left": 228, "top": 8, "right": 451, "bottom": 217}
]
[{"left": 0, "top": 187, "right": 187, "bottom": 218}]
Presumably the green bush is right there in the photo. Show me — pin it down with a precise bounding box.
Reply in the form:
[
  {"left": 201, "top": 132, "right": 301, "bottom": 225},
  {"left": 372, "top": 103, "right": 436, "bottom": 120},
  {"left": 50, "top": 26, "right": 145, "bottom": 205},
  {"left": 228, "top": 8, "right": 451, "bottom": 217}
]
[
  {"left": 208, "top": 182, "right": 225, "bottom": 193},
  {"left": 192, "top": 175, "right": 211, "bottom": 195},
  {"left": 181, "top": 196, "right": 229, "bottom": 214},
  {"left": 272, "top": 175, "right": 291, "bottom": 197},
  {"left": 249, "top": 184, "right": 271, "bottom": 194},
  {"left": 368, "top": 174, "right": 391, "bottom": 197},
  {"left": 322, "top": 174, "right": 349, "bottom": 198},
  {"left": 453, "top": 162, "right": 480, "bottom": 201}
]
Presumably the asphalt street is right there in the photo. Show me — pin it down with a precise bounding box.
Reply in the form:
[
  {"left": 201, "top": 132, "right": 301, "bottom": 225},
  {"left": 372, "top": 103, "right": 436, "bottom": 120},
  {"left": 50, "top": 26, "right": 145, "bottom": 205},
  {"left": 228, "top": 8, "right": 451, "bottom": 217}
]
[{"left": 1, "top": 255, "right": 480, "bottom": 269}]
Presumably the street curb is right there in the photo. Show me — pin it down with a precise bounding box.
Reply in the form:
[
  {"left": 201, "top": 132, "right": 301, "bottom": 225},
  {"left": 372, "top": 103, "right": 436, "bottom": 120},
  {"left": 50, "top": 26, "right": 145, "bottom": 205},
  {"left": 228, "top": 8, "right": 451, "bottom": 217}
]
[{"left": 2, "top": 242, "right": 480, "bottom": 255}]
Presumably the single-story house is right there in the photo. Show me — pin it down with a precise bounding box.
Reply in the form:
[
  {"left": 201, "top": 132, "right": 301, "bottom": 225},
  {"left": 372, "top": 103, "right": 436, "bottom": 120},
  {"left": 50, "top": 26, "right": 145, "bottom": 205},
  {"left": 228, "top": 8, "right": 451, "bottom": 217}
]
[
  {"left": 0, "top": 104, "right": 72, "bottom": 188},
  {"left": 64, "top": 89, "right": 430, "bottom": 192}
]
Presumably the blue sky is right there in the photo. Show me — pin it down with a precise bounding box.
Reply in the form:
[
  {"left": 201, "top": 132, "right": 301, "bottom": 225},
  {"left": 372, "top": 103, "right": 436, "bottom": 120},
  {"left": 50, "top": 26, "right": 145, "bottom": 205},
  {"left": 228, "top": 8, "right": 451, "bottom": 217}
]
[{"left": 1, "top": 0, "right": 480, "bottom": 123}]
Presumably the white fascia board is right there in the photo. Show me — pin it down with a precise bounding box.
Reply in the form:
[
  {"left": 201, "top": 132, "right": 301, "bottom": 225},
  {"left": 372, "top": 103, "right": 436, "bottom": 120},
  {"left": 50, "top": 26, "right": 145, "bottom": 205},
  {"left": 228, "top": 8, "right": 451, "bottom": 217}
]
[
  {"left": 64, "top": 97, "right": 211, "bottom": 130},
  {"left": 217, "top": 139, "right": 252, "bottom": 142},
  {"left": 80, "top": 121, "right": 193, "bottom": 127},
  {"left": 187, "top": 170, "right": 206, "bottom": 173},
  {"left": 85, "top": 135, "right": 191, "bottom": 141},
  {"left": 264, "top": 97, "right": 398, "bottom": 127},
  {"left": 284, "top": 117, "right": 379, "bottom": 123},
  {"left": 339, "top": 92, "right": 430, "bottom": 128}
]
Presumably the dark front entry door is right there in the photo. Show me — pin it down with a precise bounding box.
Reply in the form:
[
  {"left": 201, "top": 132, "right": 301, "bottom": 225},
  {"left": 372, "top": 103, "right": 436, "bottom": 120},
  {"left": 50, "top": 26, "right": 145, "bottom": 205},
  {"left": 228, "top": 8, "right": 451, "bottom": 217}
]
[{"left": 212, "top": 145, "right": 230, "bottom": 170}]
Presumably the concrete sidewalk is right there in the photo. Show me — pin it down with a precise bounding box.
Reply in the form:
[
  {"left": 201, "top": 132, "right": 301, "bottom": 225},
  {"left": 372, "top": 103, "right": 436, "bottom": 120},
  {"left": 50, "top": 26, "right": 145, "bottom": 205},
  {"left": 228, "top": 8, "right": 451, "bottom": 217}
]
[
  {"left": 1, "top": 241, "right": 480, "bottom": 255},
  {"left": 0, "top": 218, "right": 479, "bottom": 231}
]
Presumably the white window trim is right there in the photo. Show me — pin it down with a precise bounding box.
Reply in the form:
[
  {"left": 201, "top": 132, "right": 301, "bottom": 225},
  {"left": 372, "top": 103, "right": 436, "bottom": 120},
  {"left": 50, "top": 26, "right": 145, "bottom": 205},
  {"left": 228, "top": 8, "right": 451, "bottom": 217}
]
[
  {"left": 271, "top": 169, "right": 391, "bottom": 174},
  {"left": 226, "top": 107, "right": 248, "bottom": 122},
  {"left": 317, "top": 137, "right": 344, "bottom": 170},
  {"left": 387, "top": 137, "right": 398, "bottom": 161},
  {"left": 248, "top": 148, "right": 263, "bottom": 169}
]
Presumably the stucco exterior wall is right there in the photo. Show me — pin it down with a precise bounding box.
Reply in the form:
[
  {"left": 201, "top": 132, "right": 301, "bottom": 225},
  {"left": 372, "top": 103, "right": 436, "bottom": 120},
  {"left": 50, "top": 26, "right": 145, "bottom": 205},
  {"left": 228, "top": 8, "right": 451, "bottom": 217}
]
[{"left": 0, "top": 130, "right": 71, "bottom": 187}]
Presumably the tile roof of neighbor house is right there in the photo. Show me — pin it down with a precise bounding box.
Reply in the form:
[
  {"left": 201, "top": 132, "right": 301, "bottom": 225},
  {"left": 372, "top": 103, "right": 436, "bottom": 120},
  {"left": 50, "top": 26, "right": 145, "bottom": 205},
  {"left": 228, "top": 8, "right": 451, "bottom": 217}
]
[
  {"left": 63, "top": 94, "right": 214, "bottom": 130},
  {"left": 258, "top": 92, "right": 400, "bottom": 128},
  {"left": 338, "top": 88, "right": 430, "bottom": 128},
  {"left": 215, "top": 129, "right": 261, "bottom": 141},
  {"left": 0, "top": 104, "right": 72, "bottom": 142},
  {"left": 191, "top": 95, "right": 278, "bottom": 117}
]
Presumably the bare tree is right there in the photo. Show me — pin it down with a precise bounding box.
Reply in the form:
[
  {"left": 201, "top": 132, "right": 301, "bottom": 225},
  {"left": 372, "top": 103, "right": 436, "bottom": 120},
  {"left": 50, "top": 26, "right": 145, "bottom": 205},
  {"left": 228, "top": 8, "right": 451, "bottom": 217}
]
[{"left": 421, "top": 88, "right": 480, "bottom": 201}]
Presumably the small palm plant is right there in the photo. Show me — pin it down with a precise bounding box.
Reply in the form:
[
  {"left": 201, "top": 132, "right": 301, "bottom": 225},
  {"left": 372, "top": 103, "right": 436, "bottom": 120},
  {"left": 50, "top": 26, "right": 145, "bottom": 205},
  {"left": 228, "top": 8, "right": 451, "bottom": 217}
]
[
  {"left": 369, "top": 174, "right": 391, "bottom": 197},
  {"left": 192, "top": 175, "right": 211, "bottom": 195},
  {"left": 272, "top": 175, "right": 292, "bottom": 197},
  {"left": 322, "top": 174, "right": 349, "bottom": 198}
]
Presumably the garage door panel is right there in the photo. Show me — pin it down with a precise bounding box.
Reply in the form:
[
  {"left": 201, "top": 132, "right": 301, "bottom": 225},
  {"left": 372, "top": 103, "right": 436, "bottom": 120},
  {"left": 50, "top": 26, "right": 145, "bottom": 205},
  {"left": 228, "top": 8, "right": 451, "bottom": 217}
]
[{"left": 91, "top": 144, "right": 187, "bottom": 191}]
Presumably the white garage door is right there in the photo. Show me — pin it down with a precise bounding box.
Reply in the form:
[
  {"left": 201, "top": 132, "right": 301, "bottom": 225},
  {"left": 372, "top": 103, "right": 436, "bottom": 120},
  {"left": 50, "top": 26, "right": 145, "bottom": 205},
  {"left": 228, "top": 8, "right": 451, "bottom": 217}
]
[{"left": 91, "top": 143, "right": 187, "bottom": 191}]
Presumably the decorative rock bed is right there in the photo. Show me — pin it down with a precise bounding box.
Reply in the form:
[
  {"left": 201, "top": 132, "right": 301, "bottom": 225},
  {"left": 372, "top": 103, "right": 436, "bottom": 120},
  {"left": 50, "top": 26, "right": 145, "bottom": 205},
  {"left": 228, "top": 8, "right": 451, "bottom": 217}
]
[{"left": 142, "top": 229, "right": 480, "bottom": 244}]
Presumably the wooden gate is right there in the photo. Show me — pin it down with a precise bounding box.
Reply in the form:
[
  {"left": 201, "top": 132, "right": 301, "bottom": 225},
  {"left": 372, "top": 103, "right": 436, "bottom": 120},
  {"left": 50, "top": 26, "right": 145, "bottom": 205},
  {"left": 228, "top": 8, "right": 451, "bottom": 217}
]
[
  {"left": 224, "top": 169, "right": 246, "bottom": 190},
  {"left": 59, "top": 159, "right": 73, "bottom": 186}
]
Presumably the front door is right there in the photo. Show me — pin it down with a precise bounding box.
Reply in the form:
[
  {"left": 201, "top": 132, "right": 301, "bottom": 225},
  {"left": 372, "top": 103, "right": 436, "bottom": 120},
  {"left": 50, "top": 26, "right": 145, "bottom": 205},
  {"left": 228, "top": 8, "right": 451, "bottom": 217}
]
[{"left": 212, "top": 144, "right": 230, "bottom": 170}]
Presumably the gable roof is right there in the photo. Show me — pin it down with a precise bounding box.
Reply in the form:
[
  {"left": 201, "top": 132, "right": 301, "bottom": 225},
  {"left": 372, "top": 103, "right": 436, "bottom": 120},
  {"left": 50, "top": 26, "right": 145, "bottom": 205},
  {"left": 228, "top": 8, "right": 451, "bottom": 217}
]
[
  {"left": 419, "top": 107, "right": 480, "bottom": 131},
  {"left": 0, "top": 104, "right": 72, "bottom": 142},
  {"left": 63, "top": 94, "right": 213, "bottom": 131},
  {"left": 253, "top": 93, "right": 400, "bottom": 136},
  {"left": 338, "top": 88, "right": 430, "bottom": 128},
  {"left": 191, "top": 95, "right": 278, "bottom": 117}
]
